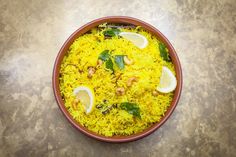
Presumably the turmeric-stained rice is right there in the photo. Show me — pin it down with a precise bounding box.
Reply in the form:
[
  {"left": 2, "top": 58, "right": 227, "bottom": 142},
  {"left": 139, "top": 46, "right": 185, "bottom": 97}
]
[{"left": 59, "top": 24, "right": 175, "bottom": 137}]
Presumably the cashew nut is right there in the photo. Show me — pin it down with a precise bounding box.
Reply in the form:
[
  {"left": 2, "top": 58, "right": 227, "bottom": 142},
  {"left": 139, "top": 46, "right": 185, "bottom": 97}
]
[
  {"left": 116, "top": 87, "right": 125, "bottom": 96},
  {"left": 152, "top": 90, "right": 159, "bottom": 96},
  {"left": 72, "top": 99, "right": 79, "bottom": 110},
  {"left": 97, "top": 59, "right": 103, "bottom": 66},
  {"left": 87, "top": 67, "right": 96, "bottom": 78},
  {"left": 127, "top": 77, "right": 138, "bottom": 87},
  {"left": 124, "top": 56, "right": 134, "bottom": 65}
]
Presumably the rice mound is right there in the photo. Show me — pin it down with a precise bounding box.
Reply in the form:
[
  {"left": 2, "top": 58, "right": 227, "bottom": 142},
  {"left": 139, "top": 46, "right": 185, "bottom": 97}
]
[{"left": 59, "top": 26, "right": 175, "bottom": 137}]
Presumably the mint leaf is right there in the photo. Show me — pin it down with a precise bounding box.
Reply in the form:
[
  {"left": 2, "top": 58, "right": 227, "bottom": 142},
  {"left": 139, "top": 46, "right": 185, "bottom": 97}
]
[
  {"left": 120, "top": 102, "right": 141, "bottom": 119},
  {"left": 99, "top": 50, "right": 110, "bottom": 61},
  {"left": 105, "top": 58, "right": 114, "bottom": 72},
  {"left": 159, "top": 43, "right": 171, "bottom": 62},
  {"left": 103, "top": 28, "right": 120, "bottom": 37},
  {"left": 114, "top": 55, "right": 125, "bottom": 70}
]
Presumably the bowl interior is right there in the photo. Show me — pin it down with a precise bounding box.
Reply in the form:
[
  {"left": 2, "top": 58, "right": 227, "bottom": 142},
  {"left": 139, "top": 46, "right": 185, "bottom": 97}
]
[{"left": 53, "top": 16, "right": 182, "bottom": 143}]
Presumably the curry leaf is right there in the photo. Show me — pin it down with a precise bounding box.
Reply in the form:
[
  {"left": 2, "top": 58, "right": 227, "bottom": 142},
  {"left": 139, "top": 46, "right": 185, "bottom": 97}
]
[
  {"left": 105, "top": 58, "right": 114, "bottom": 72},
  {"left": 120, "top": 102, "right": 141, "bottom": 119},
  {"left": 159, "top": 43, "right": 171, "bottom": 62},
  {"left": 114, "top": 55, "right": 125, "bottom": 70},
  {"left": 99, "top": 50, "right": 110, "bottom": 61},
  {"left": 103, "top": 28, "right": 121, "bottom": 37}
]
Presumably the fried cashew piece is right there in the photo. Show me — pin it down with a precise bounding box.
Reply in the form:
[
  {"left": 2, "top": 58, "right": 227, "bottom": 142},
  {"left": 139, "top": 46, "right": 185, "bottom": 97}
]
[
  {"left": 152, "top": 90, "right": 159, "bottom": 96},
  {"left": 116, "top": 87, "right": 125, "bottom": 96},
  {"left": 127, "top": 77, "right": 138, "bottom": 87},
  {"left": 97, "top": 59, "right": 103, "bottom": 67},
  {"left": 87, "top": 67, "right": 96, "bottom": 78},
  {"left": 72, "top": 98, "right": 79, "bottom": 110},
  {"left": 124, "top": 56, "right": 134, "bottom": 65}
]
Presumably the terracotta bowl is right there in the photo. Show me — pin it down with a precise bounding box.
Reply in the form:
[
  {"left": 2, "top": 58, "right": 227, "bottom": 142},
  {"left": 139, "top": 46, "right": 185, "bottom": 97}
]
[{"left": 52, "top": 16, "right": 182, "bottom": 143}]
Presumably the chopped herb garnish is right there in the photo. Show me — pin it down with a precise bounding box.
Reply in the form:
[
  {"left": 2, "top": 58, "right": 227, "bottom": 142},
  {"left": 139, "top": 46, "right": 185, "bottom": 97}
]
[
  {"left": 120, "top": 102, "right": 141, "bottom": 118},
  {"left": 114, "top": 55, "right": 125, "bottom": 70},
  {"left": 98, "top": 50, "right": 110, "bottom": 61},
  {"left": 159, "top": 43, "right": 171, "bottom": 62},
  {"left": 103, "top": 28, "right": 120, "bottom": 37},
  {"left": 105, "top": 58, "right": 114, "bottom": 72},
  {"left": 98, "top": 50, "right": 127, "bottom": 73},
  {"left": 98, "top": 50, "right": 115, "bottom": 73}
]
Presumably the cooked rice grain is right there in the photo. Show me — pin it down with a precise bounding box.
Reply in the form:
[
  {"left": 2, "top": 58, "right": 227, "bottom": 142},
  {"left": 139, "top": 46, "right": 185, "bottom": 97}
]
[{"left": 59, "top": 26, "right": 175, "bottom": 137}]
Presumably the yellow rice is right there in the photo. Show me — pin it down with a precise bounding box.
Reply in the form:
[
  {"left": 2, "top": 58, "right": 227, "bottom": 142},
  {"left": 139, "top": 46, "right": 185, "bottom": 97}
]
[{"left": 59, "top": 25, "right": 175, "bottom": 137}]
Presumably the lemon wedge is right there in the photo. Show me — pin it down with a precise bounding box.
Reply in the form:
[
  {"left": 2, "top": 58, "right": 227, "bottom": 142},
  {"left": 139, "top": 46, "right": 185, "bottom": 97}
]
[
  {"left": 119, "top": 32, "right": 148, "bottom": 49},
  {"left": 156, "top": 66, "right": 177, "bottom": 93},
  {"left": 73, "top": 86, "right": 95, "bottom": 114}
]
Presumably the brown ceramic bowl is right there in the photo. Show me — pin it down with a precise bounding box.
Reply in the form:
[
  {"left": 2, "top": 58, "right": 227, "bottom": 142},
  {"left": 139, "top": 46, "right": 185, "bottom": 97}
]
[{"left": 53, "top": 16, "right": 182, "bottom": 143}]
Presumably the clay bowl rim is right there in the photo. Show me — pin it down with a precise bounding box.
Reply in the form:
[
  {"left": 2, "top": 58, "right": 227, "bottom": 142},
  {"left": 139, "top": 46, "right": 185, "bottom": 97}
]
[{"left": 52, "top": 16, "right": 182, "bottom": 143}]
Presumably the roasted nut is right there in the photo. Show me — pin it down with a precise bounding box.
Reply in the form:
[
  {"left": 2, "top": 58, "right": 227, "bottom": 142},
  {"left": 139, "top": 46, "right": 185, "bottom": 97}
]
[
  {"left": 116, "top": 87, "right": 125, "bottom": 96},
  {"left": 127, "top": 77, "right": 138, "bottom": 87},
  {"left": 72, "top": 99, "right": 79, "bottom": 110},
  {"left": 87, "top": 67, "right": 95, "bottom": 78},
  {"left": 97, "top": 59, "right": 103, "bottom": 66},
  {"left": 152, "top": 90, "right": 159, "bottom": 96},
  {"left": 124, "top": 56, "right": 134, "bottom": 65}
]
